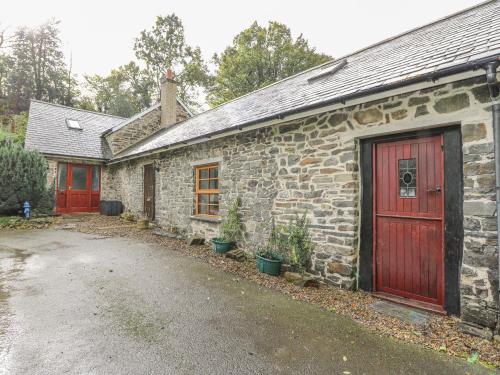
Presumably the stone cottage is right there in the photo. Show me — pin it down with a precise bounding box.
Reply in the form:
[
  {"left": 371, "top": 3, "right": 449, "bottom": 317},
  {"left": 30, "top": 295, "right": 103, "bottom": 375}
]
[{"left": 26, "top": 1, "right": 500, "bottom": 337}]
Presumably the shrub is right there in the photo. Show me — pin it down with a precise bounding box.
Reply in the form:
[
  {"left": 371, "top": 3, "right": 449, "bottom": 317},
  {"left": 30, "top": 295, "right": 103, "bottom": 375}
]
[
  {"left": 0, "top": 140, "right": 52, "bottom": 215},
  {"left": 120, "top": 211, "right": 136, "bottom": 222},
  {"left": 287, "top": 213, "right": 314, "bottom": 273},
  {"left": 257, "top": 213, "right": 314, "bottom": 271},
  {"left": 219, "top": 197, "right": 243, "bottom": 243},
  {"left": 257, "top": 217, "right": 287, "bottom": 260},
  {"left": 34, "top": 180, "right": 56, "bottom": 215}
]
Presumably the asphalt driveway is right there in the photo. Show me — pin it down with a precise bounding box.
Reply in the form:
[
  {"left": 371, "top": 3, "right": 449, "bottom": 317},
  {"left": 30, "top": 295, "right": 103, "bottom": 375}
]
[{"left": 0, "top": 229, "right": 490, "bottom": 374}]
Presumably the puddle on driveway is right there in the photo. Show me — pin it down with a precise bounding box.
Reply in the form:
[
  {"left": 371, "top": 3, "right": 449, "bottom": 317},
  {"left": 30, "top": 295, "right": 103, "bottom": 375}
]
[
  {"left": 0, "top": 246, "right": 31, "bottom": 374},
  {"left": 0, "top": 247, "right": 32, "bottom": 278}
]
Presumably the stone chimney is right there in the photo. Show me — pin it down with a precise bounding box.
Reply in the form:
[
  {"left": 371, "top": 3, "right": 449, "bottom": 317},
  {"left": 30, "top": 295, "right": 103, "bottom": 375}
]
[{"left": 160, "top": 69, "right": 177, "bottom": 127}]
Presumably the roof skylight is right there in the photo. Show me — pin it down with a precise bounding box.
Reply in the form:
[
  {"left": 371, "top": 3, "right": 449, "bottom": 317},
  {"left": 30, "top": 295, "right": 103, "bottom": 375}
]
[{"left": 66, "top": 119, "right": 82, "bottom": 130}]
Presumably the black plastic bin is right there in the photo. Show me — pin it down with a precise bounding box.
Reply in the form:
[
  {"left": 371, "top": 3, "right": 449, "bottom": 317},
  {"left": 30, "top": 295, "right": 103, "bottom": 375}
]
[{"left": 100, "top": 201, "right": 123, "bottom": 216}]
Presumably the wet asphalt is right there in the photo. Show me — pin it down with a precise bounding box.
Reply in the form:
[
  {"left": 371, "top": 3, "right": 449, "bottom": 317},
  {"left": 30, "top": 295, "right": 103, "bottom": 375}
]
[{"left": 0, "top": 229, "right": 492, "bottom": 375}]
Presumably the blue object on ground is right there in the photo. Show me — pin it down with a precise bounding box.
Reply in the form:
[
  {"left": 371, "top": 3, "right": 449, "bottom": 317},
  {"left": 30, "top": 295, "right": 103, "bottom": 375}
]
[{"left": 23, "top": 201, "right": 30, "bottom": 219}]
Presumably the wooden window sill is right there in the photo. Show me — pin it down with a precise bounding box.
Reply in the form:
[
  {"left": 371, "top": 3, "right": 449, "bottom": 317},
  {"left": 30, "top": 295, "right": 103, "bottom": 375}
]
[{"left": 190, "top": 215, "right": 221, "bottom": 223}]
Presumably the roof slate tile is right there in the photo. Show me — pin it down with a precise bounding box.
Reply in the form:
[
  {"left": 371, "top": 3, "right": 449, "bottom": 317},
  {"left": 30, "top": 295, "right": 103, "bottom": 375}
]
[{"left": 25, "top": 101, "right": 124, "bottom": 160}]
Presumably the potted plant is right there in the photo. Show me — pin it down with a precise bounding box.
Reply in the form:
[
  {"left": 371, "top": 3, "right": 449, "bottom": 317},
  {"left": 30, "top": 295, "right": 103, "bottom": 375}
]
[
  {"left": 256, "top": 218, "right": 287, "bottom": 276},
  {"left": 212, "top": 198, "right": 243, "bottom": 253},
  {"left": 256, "top": 249, "right": 283, "bottom": 276}
]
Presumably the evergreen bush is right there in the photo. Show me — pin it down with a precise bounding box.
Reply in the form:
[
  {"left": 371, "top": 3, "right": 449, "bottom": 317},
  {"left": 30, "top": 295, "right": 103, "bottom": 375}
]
[
  {"left": 0, "top": 140, "right": 53, "bottom": 215},
  {"left": 219, "top": 197, "right": 243, "bottom": 243},
  {"left": 287, "top": 213, "right": 314, "bottom": 273}
]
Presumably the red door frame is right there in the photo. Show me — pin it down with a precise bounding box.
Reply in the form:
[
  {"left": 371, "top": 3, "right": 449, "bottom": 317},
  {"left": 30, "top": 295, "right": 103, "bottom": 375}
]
[
  {"left": 56, "top": 163, "right": 101, "bottom": 214},
  {"left": 372, "top": 134, "right": 445, "bottom": 312}
]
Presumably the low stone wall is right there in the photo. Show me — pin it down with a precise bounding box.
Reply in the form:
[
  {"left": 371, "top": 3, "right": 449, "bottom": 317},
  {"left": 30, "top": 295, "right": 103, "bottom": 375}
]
[{"left": 103, "top": 74, "right": 498, "bottom": 330}]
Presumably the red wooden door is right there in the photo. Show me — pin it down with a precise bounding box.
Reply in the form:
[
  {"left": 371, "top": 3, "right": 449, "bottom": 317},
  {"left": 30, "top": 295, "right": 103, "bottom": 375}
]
[
  {"left": 68, "top": 164, "right": 91, "bottom": 212},
  {"left": 56, "top": 163, "right": 100, "bottom": 213},
  {"left": 373, "top": 135, "right": 445, "bottom": 311}
]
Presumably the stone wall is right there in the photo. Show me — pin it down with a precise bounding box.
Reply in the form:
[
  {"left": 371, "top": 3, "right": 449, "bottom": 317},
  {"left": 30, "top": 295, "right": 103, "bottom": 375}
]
[
  {"left": 46, "top": 158, "right": 58, "bottom": 187},
  {"left": 103, "top": 75, "right": 498, "bottom": 330},
  {"left": 105, "top": 103, "right": 190, "bottom": 156}
]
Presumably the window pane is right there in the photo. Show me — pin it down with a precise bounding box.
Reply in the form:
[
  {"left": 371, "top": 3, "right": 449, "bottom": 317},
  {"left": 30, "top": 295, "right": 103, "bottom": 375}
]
[
  {"left": 209, "top": 204, "right": 219, "bottom": 216},
  {"left": 91, "top": 166, "right": 100, "bottom": 191},
  {"left": 58, "top": 164, "right": 67, "bottom": 190},
  {"left": 195, "top": 164, "right": 220, "bottom": 216},
  {"left": 200, "top": 169, "right": 209, "bottom": 179},
  {"left": 72, "top": 166, "right": 88, "bottom": 190},
  {"left": 210, "top": 167, "right": 218, "bottom": 179},
  {"left": 399, "top": 159, "right": 416, "bottom": 198}
]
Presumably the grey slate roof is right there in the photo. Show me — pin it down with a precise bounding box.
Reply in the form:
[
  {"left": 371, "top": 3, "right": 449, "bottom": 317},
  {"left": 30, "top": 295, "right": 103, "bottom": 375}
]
[
  {"left": 116, "top": 0, "right": 500, "bottom": 160},
  {"left": 25, "top": 100, "right": 125, "bottom": 160}
]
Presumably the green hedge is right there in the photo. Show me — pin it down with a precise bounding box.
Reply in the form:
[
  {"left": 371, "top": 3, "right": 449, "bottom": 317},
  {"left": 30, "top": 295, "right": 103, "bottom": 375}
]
[{"left": 0, "top": 140, "right": 54, "bottom": 215}]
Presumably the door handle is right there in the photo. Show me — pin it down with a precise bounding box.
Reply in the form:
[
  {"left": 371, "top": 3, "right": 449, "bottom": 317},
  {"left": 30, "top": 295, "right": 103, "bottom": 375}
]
[{"left": 427, "top": 186, "right": 442, "bottom": 193}]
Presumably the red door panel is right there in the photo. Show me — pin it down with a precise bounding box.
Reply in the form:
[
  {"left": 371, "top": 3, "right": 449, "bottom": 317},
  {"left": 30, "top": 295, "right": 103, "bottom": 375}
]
[
  {"left": 56, "top": 163, "right": 100, "bottom": 213},
  {"left": 68, "top": 165, "right": 91, "bottom": 212},
  {"left": 56, "top": 163, "right": 68, "bottom": 211},
  {"left": 373, "top": 135, "right": 444, "bottom": 310}
]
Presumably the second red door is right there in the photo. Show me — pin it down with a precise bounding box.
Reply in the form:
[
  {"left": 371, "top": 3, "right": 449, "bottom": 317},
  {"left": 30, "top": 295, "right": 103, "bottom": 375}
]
[{"left": 373, "top": 135, "right": 445, "bottom": 311}]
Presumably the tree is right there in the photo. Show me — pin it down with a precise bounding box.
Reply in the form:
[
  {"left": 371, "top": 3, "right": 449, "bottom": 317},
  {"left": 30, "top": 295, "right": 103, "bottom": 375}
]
[
  {"left": 83, "top": 61, "right": 155, "bottom": 117},
  {"left": 0, "top": 53, "right": 13, "bottom": 117},
  {"left": 0, "top": 112, "right": 28, "bottom": 145},
  {"left": 207, "top": 21, "right": 331, "bottom": 107},
  {"left": 134, "top": 14, "right": 210, "bottom": 111},
  {"left": 0, "top": 140, "right": 51, "bottom": 214},
  {"left": 0, "top": 20, "right": 79, "bottom": 114}
]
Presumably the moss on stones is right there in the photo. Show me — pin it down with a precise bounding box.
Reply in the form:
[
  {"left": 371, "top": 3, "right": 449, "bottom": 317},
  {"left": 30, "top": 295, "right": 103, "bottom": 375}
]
[
  {"left": 408, "top": 96, "right": 430, "bottom": 106},
  {"left": 433, "top": 93, "right": 470, "bottom": 113}
]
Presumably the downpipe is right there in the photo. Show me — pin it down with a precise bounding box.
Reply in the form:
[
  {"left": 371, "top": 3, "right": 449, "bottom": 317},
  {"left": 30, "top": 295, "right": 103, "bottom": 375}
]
[{"left": 485, "top": 60, "right": 500, "bottom": 332}]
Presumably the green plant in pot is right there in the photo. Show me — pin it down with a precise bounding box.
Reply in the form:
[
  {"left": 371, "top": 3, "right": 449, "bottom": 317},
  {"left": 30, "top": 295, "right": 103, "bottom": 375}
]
[
  {"left": 212, "top": 198, "right": 243, "bottom": 253},
  {"left": 287, "top": 213, "right": 314, "bottom": 274},
  {"left": 256, "top": 218, "right": 287, "bottom": 276}
]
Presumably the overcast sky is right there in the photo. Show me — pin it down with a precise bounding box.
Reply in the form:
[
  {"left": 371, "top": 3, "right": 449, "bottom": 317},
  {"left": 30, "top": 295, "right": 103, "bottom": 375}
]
[{"left": 1, "top": 0, "right": 482, "bottom": 77}]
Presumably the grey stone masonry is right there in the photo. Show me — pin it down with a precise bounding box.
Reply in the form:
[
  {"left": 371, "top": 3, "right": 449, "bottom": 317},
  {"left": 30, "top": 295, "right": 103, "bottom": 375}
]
[
  {"left": 102, "top": 74, "right": 498, "bottom": 330},
  {"left": 105, "top": 104, "right": 190, "bottom": 156}
]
